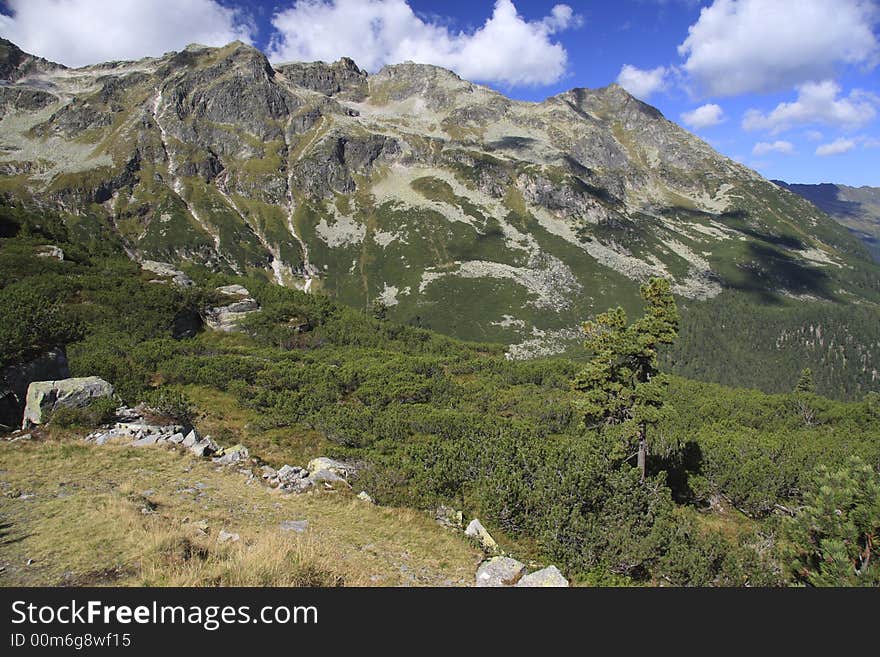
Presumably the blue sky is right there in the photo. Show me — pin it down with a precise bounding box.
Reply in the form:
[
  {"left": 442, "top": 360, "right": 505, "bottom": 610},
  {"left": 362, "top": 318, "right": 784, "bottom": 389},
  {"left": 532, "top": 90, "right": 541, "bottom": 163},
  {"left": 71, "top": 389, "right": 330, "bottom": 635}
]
[{"left": 1, "top": 0, "right": 878, "bottom": 186}]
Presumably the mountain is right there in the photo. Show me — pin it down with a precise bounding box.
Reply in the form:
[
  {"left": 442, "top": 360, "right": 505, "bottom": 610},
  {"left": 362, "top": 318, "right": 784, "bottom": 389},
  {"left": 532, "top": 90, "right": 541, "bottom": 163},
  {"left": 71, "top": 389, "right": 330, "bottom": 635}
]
[
  {"left": 1, "top": 39, "right": 879, "bottom": 396},
  {"left": 773, "top": 181, "right": 880, "bottom": 262}
]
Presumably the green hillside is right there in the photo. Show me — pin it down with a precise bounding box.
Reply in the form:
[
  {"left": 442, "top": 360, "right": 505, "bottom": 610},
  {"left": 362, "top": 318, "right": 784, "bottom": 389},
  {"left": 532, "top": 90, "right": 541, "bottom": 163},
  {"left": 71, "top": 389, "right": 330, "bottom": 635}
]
[{"left": 2, "top": 206, "right": 879, "bottom": 586}]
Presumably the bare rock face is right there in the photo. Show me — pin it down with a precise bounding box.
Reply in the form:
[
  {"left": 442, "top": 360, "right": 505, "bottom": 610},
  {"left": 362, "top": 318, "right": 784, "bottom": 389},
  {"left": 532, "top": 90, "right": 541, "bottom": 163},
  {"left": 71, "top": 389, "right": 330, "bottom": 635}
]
[
  {"left": 22, "top": 376, "right": 114, "bottom": 428},
  {"left": 276, "top": 57, "right": 368, "bottom": 99}
]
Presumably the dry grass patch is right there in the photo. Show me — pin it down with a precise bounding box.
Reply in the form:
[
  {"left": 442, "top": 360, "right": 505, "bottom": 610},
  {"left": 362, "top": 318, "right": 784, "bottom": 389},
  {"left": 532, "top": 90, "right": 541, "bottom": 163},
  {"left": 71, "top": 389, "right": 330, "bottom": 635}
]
[{"left": 0, "top": 436, "right": 480, "bottom": 587}]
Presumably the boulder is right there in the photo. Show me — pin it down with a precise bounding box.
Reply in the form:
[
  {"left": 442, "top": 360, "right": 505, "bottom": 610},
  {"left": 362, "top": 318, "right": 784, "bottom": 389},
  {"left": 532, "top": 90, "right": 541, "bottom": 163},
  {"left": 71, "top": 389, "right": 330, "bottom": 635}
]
[
  {"left": 141, "top": 260, "right": 194, "bottom": 287},
  {"left": 203, "top": 297, "right": 260, "bottom": 333},
  {"left": 181, "top": 429, "right": 200, "bottom": 448},
  {"left": 357, "top": 491, "right": 374, "bottom": 504},
  {"left": 130, "top": 434, "right": 160, "bottom": 447},
  {"left": 309, "top": 469, "right": 350, "bottom": 486},
  {"left": 22, "top": 376, "right": 114, "bottom": 428},
  {"left": 216, "top": 284, "right": 251, "bottom": 297},
  {"left": 515, "top": 565, "right": 569, "bottom": 587},
  {"left": 213, "top": 444, "right": 249, "bottom": 465},
  {"left": 36, "top": 245, "right": 64, "bottom": 260},
  {"left": 0, "top": 347, "right": 69, "bottom": 432},
  {"left": 307, "top": 457, "right": 357, "bottom": 478},
  {"left": 277, "top": 464, "right": 306, "bottom": 481},
  {"left": 465, "top": 518, "right": 499, "bottom": 553},
  {"left": 475, "top": 557, "right": 527, "bottom": 587}
]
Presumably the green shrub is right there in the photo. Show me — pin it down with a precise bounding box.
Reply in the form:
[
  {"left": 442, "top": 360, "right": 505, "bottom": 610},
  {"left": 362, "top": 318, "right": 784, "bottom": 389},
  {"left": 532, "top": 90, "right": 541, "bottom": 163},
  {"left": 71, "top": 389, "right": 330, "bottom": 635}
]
[{"left": 142, "top": 387, "right": 196, "bottom": 427}]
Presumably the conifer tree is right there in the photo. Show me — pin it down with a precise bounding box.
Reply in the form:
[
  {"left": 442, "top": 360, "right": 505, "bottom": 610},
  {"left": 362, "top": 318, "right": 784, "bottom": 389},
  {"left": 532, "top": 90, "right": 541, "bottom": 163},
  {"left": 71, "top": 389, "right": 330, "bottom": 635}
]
[
  {"left": 784, "top": 457, "right": 880, "bottom": 586},
  {"left": 573, "top": 278, "right": 679, "bottom": 481},
  {"left": 795, "top": 368, "right": 815, "bottom": 394}
]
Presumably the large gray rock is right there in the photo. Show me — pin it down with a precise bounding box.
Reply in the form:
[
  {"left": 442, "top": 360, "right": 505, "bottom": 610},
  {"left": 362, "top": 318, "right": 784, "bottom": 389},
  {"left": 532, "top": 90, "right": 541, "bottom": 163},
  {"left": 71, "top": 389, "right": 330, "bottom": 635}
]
[
  {"left": 309, "top": 469, "right": 348, "bottom": 485},
  {"left": 307, "top": 457, "right": 357, "bottom": 478},
  {"left": 0, "top": 347, "right": 69, "bottom": 431},
  {"left": 515, "top": 566, "right": 569, "bottom": 587},
  {"left": 36, "top": 245, "right": 64, "bottom": 260},
  {"left": 141, "top": 260, "right": 194, "bottom": 287},
  {"left": 203, "top": 298, "right": 260, "bottom": 332},
  {"left": 475, "top": 557, "right": 527, "bottom": 587},
  {"left": 212, "top": 444, "right": 249, "bottom": 465},
  {"left": 216, "top": 284, "right": 251, "bottom": 297},
  {"left": 22, "top": 376, "right": 114, "bottom": 428},
  {"left": 465, "top": 518, "right": 499, "bottom": 553}
]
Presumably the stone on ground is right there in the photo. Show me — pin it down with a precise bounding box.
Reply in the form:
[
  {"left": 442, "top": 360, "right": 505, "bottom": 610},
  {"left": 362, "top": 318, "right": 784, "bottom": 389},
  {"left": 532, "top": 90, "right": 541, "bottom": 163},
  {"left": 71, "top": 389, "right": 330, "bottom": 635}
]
[
  {"left": 465, "top": 518, "right": 498, "bottom": 553},
  {"left": 475, "top": 556, "right": 527, "bottom": 587},
  {"left": 515, "top": 565, "right": 569, "bottom": 587}
]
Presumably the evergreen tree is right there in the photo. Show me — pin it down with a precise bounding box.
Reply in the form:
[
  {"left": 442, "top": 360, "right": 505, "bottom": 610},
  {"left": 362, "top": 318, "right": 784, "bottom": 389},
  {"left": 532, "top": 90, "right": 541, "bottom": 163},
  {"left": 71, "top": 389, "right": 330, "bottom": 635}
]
[
  {"left": 783, "top": 457, "right": 880, "bottom": 586},
  {"left": 573, "top": 278, "right": 680, "bottom": 481},
  {"left": 795, "top": 368, "right": 815, "bottom": 394}
]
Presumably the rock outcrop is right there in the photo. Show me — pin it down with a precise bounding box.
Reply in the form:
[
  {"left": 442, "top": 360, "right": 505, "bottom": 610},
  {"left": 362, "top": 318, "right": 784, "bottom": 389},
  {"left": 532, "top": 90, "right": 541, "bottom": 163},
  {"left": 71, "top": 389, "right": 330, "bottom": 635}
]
[
  {"left": 22, "top": 376, "right": 114, "bottom": 428},
  {"left": 203, "top": 285, "right": 260, "bottom": 332},
  {"left": 141, "top": 261, "right": 194, "bottom": 288}
]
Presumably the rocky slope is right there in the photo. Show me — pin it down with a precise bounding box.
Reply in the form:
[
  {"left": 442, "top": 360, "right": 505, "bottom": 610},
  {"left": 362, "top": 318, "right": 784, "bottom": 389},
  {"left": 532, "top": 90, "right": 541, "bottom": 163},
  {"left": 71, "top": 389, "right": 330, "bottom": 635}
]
[
  {"left": 773, "top": 181, "right": 880, "bottom": 262},
  {"left": 1, "top": 38, "right": 878, "bottom": 355}
]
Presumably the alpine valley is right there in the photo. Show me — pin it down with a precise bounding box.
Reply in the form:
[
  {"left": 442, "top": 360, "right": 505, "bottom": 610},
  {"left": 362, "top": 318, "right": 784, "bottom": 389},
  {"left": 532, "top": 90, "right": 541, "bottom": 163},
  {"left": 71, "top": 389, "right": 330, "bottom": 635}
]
[{"left": 1, "top": 38, "right": 879, "bottom": 397}]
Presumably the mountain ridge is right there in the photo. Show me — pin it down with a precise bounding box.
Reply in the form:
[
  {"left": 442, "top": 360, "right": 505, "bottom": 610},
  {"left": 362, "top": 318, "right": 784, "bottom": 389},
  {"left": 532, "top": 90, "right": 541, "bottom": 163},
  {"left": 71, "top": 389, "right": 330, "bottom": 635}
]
[
  {"left": 1, "top": 38, "right": 878, "bottom": 393},
  {"left": 772, "top": 180, "right": 880, "bottom": 262}
]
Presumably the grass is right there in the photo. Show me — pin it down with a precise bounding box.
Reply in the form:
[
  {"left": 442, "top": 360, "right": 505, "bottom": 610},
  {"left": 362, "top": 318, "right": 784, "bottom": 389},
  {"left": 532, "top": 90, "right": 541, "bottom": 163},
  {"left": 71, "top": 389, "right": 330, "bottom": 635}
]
[
  {"left": 182, "top": 384, "right": 329, "bottom": 467},
  {"left": 0, "top": 434, "right": 482, "bottom": 587}
]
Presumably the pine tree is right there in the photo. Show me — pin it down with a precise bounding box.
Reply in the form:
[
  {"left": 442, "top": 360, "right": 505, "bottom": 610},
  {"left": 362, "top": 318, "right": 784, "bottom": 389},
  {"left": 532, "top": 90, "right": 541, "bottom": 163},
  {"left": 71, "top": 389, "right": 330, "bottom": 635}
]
[
  {"left": 795, "top": 368, "right": 815, "bottom": 394},
  {"left": 573, "top": 278, "right": 680, "bottom": 481},
  {"left": 784, "top": 457, "right": 880, "bottom": 586}
]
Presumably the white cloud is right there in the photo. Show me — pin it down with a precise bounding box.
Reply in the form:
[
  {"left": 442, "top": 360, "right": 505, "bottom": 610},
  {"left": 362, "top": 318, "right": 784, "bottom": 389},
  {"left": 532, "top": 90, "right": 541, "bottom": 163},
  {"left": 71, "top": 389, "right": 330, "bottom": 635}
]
[
  {"left": 752, "top": 140, "right": 795, "bottom": 156},
  {"left": 804, "top": 130, "right": 824, "bottom": 141},
  {"left": 268, "top": 0, "right": 580, "bottom": 86},
  {"left": 678, "top": 0, "right": 880, "bottom": 96},
  {"left": 616, "top": 64, "right": 670, "bottom": 100},
  {"left": 816, "top": 138, "right": 857, "bottom": 155},
  {"left": 864, "top": 137, "right": 880, "bottom": 148},
  {"left": 0, "top": 0, "right": 254, "bottom": 68},
  {"left": 742, "top": 80, "right": 878, "bottom": 134},
  {"left": 680, "top": 103, "right": 725, "bottom": 129}
]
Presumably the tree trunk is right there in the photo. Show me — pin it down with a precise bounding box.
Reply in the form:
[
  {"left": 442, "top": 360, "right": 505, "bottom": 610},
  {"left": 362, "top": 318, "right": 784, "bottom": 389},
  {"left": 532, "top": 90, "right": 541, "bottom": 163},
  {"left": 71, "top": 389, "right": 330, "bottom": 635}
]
[{"left": 637, "top": 430, "right": 647, "bottom": 483}]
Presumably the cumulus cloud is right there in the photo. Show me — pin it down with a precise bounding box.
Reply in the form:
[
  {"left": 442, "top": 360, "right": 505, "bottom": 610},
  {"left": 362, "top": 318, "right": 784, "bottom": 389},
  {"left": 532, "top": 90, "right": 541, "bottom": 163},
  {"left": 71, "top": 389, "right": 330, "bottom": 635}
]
[
  {"left": 804, "top": 130, "right": 824, "bottom": 142},
  {"left": 268, "top": 0, "right": 580, "bottom": 86},
  {"left": 816, "top": 138, "right": 857, "bottom": 156},
  {"left": 616, "top": 64, "right": 670, "bottom": 100},
  {"left": 0, "top": 0, "right": 254, "bottom": 68},
  {"left": 680, "top": 103, "right": 725, "bottom": 129},
  {"left": 742, "top": 80, "right": 878, "bottom": 134},
  {"left": 678, "top": 0, "right": 880, "bottom": 96},
  {"left": 752, "top": 140, "right": 795, "bottom": 156}
]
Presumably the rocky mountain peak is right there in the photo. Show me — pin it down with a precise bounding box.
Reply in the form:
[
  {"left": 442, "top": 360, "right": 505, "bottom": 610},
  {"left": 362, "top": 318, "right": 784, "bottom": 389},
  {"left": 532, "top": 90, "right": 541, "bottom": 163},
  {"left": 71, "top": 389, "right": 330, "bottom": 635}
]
[
  {"left": 0, "top": 38, "right": 64, "bottom": 82},
  {"left": 275, "top": 57, "right": 368, "bottom": 99},
  {"left": 0, "top": 39, "right": 876, "bottom": 360}
]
